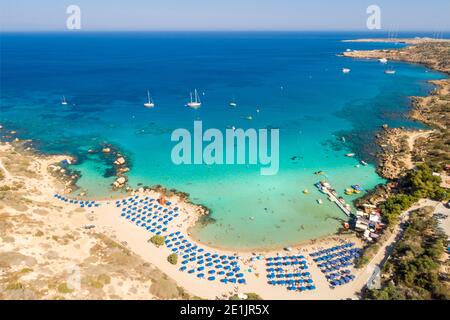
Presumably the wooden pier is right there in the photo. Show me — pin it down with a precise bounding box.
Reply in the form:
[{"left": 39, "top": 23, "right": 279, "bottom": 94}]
[{"left": 315, "top": 182, "right": 352, "bottom": 217}]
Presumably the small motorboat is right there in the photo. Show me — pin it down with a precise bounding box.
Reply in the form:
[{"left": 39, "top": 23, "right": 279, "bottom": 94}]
[
  {"left": 345, "top": 153, "right": 355, "bottom": 157},
  {"left": 342, "top": 68, "right": 351, "bottom": 74}
]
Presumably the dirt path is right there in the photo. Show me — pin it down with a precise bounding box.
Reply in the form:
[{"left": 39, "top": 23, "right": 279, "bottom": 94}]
[
  {"left": 404, "top": 130, "right": 433, "bottom": 169},
  {"left": 0, "top": 158, "right": 12, "bottom": 180},
  {"left": 349, "top": 199, "right": 444, "bottom": 295}
]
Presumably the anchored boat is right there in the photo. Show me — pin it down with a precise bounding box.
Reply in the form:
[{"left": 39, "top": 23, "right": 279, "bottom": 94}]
[
  {"left": 144, "top": 91, "right": 155, "bottom": 108},
  {"left": 186, "top": 89, "right": 202, "bottom": 109}
]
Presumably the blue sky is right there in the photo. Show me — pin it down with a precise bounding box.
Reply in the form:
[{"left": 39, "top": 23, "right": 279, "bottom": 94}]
[{"left": 1, "top": 0, "right": 449, "bottom": 32}]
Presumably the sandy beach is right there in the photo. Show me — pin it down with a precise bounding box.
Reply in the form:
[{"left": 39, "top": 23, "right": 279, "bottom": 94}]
[{"left": 0, "top": 141, "right": 369, "bottom": 300}]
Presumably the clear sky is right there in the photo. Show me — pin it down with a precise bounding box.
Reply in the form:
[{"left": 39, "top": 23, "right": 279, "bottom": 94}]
[{"left": 1, "top": 0, "right": 449, "bottom": 32}]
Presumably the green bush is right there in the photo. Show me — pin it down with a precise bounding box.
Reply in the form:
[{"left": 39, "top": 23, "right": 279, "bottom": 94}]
[
  {"left": 57, "top": 283, "right": 74, "bottom": 294},
  {"left": 380, "top": 164, "right": 448, "bottom": 226},
  {"left": 167, "top": 253, "right": 178, "bottom": 265},
  {"left": 149, "top": 235, "right": 165, "bottom": 247}
]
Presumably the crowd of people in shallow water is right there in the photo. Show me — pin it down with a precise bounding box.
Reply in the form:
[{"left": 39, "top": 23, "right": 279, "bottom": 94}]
[{"left": 54, "top": 193, "right": 362, "bottom": 292}]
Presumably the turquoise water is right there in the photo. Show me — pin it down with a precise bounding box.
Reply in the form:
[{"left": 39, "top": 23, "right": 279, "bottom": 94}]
[{"left": 0, "top": 32, "right": 445, "bottom": 249}]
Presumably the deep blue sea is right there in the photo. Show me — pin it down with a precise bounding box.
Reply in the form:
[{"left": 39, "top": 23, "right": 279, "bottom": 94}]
[{"left": 0, "top": 32, "right": 446, "bottom": 249}]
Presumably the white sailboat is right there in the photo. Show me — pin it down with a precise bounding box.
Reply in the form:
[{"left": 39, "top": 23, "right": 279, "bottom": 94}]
[
  {"left": 186, "top": 89, "right": 201, "bottom": 109},
  {"left": 61, "top": 96, "right": 68, "bottom": 105},
  {"left": 379, "top": 58, "right": 388, "bottom": 64},
  {"left": 144, "top": 91, "right": 155, "bottom": 108},
  {"left": 342, "top": 68, "right": 351, "bottom": 74},
  {"left": 384, "top": 66, "right": 396, "bottom": 74}
]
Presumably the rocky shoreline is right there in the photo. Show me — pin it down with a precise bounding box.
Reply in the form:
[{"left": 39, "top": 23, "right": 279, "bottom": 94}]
[
  {"left": 343, "top": 39, "right": 450, "bottom": 182},
  {"left": 342, "top": 38, "right": 449, "bottom": 273}
]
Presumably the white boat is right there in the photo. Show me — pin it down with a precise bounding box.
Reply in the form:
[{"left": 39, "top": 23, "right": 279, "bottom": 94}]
[
  {"left": 342, "top": 68, "right": 351, "bottom": 74},
  {"left": 379, "top": 58, "right": 388, "bottom": 64},
  {"left": 346, "top": 153, "right": 355, "bottom": 157},
  {"left": 186, "top": 89, "right": 201, "bottom": 109},
  {"left": 317, "top": 199, "right": 323, "bottom": 205},
  {"left": 361, "top": 160, "right": 368, "bottom": 166},
  {"left": 61, "top": 96, "right": 68, "bottom": 105},
  {"left": 144, "top": 91, "right": 155, "bottom": 108},
  {"left": 385, "top": 69, "right": 396, "bottom": 75}
]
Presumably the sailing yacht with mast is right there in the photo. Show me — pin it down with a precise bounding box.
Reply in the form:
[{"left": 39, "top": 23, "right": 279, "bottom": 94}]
[
  {"left": 186, "top": 89, "right": 201, "bottom": 109},
  {"left": 61, "top": 96, "right": 68, "bottom": 105},
  {"left": 384, "top": 65, "right": 396, "bottom": 74},
  {"left": 144, "top": 91, "right": 155, "bottom": 108}
]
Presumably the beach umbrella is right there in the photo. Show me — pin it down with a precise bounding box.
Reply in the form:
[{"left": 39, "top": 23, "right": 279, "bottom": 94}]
[{"left": 208, "top": 276, "right": 216, "bottom": 281}]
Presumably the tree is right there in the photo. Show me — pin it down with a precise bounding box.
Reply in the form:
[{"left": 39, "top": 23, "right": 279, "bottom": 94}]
[
  {"left": 167, "top": 253, "right": 178, "bottom": 265},
  {"left": 149, "top": 235, "right": 165, "bottom": 247}
]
